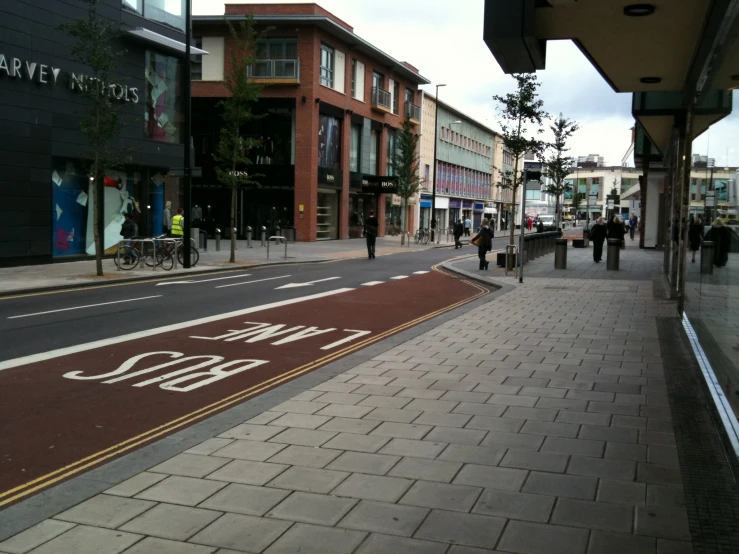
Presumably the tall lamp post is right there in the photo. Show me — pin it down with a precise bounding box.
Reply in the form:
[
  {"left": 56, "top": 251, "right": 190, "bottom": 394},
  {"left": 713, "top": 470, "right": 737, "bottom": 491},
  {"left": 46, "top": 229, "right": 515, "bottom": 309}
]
[
  {"left": 182, "top": 0, "right": 193, "bottom": 267},
  {"left": 431, "top": 83, "right": 446, "bottom": 242}
]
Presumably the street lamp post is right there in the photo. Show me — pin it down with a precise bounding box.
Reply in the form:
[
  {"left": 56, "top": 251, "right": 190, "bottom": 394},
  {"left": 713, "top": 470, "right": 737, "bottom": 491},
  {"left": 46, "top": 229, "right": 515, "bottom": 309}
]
[
  {"left": 431, "top": 84, "right": 446, "bottom": 242},
  {"left": 182, "top": 0, "right": 193, "bottom": 268}
]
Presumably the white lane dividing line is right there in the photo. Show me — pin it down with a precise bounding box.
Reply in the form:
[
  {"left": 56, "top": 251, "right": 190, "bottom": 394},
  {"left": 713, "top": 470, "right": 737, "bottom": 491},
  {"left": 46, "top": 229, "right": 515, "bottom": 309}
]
[
  {"left": 275, "top": 277, "right": 341, "bottom": 290},
  {"left": 413, "top": 271, "right": 429, "bottom": 275},
  {"left": 216, "top": 275, "right": 292, "bottom": 289},
  {"left": 156, "top": 273, "right": 252, "bottom": 286},
  {"left": 0, "top": 288, "right": 355, "bottom": 372},
  {"left": 390, "top": 276, "right": 408, "bottom": 280},
  {"left": 7, "top": 296, "right": 163, "bottom": 320},
  {"left": 361, "top": 281, "right": 384, "bottom": 287}
]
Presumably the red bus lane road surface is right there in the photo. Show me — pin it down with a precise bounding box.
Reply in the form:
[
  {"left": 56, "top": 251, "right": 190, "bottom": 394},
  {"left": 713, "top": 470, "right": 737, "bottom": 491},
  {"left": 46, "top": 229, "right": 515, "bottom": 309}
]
[{"left": 0, "top": 270, "right": 487, "bottom": 507}]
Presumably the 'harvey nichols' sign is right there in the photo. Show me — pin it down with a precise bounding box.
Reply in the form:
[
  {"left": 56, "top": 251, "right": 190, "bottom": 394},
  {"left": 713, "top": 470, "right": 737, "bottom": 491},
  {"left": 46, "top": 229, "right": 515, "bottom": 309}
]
[{"left": 0, "top": 54, "right": 140, "bottom": 104}]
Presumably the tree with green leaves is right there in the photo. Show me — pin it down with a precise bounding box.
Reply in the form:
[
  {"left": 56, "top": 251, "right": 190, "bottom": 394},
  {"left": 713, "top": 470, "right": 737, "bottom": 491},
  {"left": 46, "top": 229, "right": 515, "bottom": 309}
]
[
  {"left": 214, "top": 16, "right": 270, "bottom": 263},
  {"left": 493, "top": 74, "right": 549, "bottom": 247},
  {"left": 572, "top": 191, "right": 584, "bottom": 225},
  {"left": 542, "top": 113, "right": 579, "bottom": 231},
  {"left": 392, "top": 120, "right": 423, "bottom": 245},
  {"left": 60, "top": 0, "right": 126, "bottom": 276}
]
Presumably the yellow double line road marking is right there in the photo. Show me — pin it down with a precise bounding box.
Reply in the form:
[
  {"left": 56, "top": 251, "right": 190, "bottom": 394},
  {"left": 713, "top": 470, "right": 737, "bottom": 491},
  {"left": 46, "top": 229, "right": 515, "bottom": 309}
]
[{"left": 0, "top": 267, "right": 489, "bottom": 507}]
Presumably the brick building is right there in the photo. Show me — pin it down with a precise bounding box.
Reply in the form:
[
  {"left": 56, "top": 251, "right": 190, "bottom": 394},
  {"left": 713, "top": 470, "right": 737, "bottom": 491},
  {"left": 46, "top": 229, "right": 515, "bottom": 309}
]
[{"left": 192, "top": 3, "right": 429, "bottom": 241}]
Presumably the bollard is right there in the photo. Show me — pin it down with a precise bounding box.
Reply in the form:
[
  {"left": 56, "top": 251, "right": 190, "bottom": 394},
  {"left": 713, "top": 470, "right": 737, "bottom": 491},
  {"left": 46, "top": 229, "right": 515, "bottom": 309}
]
[
  {"left": 261, "top": 226, "right": 266, "bottom": 247},
  {"left": 246, "top": 226, "right": 252, "bottom": 248},
  {"left": 607, "top": 238, "right": 620, "bottom": 270},
  {"left": 701, "top": 241, "right": 714, "bottom": 275},
  {"left": 548, "top": 234, "right": 555, "bottom": 254},
  {"left": 233, "top": 228, "right": 238, "bottom": 250},
  {"left": 215, "top": 228, "right": 221, "bottom": 252},
  {"left": 583, "top": 228, "right": 590, "bottom": 247},
  {"left": 531, "top": 236, "right": 539, "bottom": 260},
  {"left": 554, "top": 238, "right": 567, "bottom": 269},
  {"left": 522, "top": 240, "right": 529, "bottom": 264},
  {"left": 275, "top": 225, "right": 281, "bottom": 241}
]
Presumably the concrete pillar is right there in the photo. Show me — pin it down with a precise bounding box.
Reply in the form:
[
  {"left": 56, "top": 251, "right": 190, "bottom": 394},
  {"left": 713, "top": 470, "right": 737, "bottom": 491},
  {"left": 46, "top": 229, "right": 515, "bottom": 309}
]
[{"left": 339, "top": 115, "right": 351, "bottom": 240}]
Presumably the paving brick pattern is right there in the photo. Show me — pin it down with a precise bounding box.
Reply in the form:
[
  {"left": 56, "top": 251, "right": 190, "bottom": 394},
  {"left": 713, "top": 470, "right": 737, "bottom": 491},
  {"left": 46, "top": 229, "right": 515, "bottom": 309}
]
[{"left": 0, "top": 246, "right": 696, "bottom": 554}]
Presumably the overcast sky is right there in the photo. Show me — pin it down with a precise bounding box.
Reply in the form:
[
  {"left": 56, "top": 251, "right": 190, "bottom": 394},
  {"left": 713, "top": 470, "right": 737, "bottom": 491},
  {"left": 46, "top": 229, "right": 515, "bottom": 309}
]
[{"left": 194, "top": 0, "right": 739, "bottom": 167}]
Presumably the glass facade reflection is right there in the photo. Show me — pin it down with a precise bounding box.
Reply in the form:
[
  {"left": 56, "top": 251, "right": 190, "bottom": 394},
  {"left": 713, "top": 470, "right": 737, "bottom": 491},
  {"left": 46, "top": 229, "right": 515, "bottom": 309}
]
[{"left": 145, "top": 51, "right": 182, "bottom": 144}]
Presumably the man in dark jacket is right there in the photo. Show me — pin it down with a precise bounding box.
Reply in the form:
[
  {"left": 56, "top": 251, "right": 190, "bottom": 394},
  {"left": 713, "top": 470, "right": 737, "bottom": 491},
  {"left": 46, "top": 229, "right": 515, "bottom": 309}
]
[
  {"left": 453, "top": 219, "right": 464, "bottom": 249},
  {"left": 364, "top": 210, "right": 379, "bottom": 260},
  {"left": 589, "top": 217, "right": 607, "bottom": 263},
  {"left": 120, "top": 213, "right": 137, "bottom": 264}
]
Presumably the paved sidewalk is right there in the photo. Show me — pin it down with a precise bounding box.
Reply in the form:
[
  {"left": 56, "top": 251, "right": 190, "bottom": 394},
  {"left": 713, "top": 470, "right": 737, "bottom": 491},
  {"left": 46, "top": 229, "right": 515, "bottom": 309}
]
[
  {"left": 0, "top": 237, "right": 447, "bottom": 295},
  {"left": 0, "top": 241, "right": 695, "bottom": 554}
]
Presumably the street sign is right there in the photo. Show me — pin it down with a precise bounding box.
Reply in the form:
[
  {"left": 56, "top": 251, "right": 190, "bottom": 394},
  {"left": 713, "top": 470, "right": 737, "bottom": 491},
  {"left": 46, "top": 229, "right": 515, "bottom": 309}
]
[{"left": 607, "top": 199, "right": 615, "bottom": 209}]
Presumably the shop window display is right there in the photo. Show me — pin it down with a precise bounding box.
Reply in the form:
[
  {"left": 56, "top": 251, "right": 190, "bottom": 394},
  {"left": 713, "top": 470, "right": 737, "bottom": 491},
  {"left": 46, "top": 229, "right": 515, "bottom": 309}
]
[{"left": 318, "top": 113, "right": 341, "bottom": 169}]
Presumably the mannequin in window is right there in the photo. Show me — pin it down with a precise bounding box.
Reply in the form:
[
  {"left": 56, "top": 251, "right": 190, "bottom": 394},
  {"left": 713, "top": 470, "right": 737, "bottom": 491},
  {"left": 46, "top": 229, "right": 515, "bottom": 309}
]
[
  {"left": 163, "top": 201, "right": 172, "bottom": 234},
  {"left": 192, "top": 204, "right": 203, "bottom": 227}
]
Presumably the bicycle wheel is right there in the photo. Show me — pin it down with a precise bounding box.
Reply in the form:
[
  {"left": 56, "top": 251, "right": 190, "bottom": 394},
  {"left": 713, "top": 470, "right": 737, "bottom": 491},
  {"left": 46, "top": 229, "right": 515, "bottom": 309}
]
[
  {"left": 414, "top": 231, "right": 421, "bottom": 244},
  {"left": 423, "top": 231, "right": 430, "bottom": 245},
  {"left": 156, "top": 250, "right": 174, "bottom": 271},
  {"left": 178, "top": 246, "right": 199, "bottom": 267},
  {"left": 114, "top": 246, "right": 139, "bottom": 270}
]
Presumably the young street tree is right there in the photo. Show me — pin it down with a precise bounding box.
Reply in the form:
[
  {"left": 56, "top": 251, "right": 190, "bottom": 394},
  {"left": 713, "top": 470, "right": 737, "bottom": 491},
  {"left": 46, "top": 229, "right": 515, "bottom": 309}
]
[
  {"left": 572, "top": 191, "right": 584, "bottom": 226},
  {"left": 542, "top": 113, "right": 579, "bottom": 231},
  {"left": 493, "top": 74, "right": 549, "bottom": 247},
  {"left": 61, "top": 0, "right": 126, "bottom": 276},
  {"left": 392, "top": 119, "right": 423, "bottom": 245},
  {"left": 215, "top": 16, "right": 269, "bottom": 263}
]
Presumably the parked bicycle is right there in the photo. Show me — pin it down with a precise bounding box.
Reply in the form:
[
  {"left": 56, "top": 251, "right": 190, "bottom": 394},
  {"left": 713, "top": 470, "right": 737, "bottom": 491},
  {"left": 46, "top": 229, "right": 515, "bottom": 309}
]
[
  {"left": 414, "top": 228, "right": 431, "bottom": 245},
  {"left": 114, "top": 237, "right": 173, "bottom": 270},
  {"left": 145, "top": 235, "right": 199, "bottom": 269}
]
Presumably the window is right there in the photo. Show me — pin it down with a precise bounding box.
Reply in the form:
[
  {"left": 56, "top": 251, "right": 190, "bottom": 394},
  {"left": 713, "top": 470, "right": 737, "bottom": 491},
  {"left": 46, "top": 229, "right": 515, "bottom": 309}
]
[
  {"left": 386, "top": 129, "right": 396, "bottom": 176},
  {"left": 126, "top": 0, "right": 186, "bottom": 31},
  {"left": 256, "top": 38, "right": 298, "bottom": 58},
  {"left": 145, "top": 50, "right": 182, "bottom": 144},
  {"left": 424, "top": 164, "right": 430, "bottom": 189},
  {"left": 393, "top": 81, "right": 400, "bottom": 114},
  {"left": 690, "top": 180, "right": 697, "bottom": 201},
  {"left": 191, "top": 37, "right": 203, "bottom": 81},
  {"left": 526, "top": 189, "right": 540, "bottom": 200},
  {"left": 351, "top": 59, "right": 356, "bottom": 97},
  {"left": 373, "top": 71, "right": 383, "bottom": 90},
  {"left": 369, "top": 129, "right": 379, "bottom": 175},
  {"left": 350, "top": 124, "right": 361, "bottom": 172},
  {"left": 405, "top": 88, "right": 413, "bottom": 105},
  {"left": 320, "top": 44, "right": 334, "bottom": 88}
]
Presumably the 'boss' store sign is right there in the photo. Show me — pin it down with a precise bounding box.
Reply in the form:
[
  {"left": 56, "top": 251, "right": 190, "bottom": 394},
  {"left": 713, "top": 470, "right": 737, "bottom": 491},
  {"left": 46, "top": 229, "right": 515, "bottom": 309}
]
[{"left": 0, "top": 53, "right": 140, "bottom": 103}]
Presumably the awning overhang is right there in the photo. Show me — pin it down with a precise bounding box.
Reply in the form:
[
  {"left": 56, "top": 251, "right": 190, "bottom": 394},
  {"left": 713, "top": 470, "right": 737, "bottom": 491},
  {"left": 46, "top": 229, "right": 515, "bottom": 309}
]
[{"left": 127, "top": 28, "right": 209, "bottom": 56}]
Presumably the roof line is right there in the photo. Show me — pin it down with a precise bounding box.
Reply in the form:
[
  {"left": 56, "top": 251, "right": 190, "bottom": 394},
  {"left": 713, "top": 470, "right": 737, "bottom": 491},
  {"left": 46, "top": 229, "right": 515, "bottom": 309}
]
[
  {"left": 193, "top": 13, "right": 430, "bottom": 85},
  {"left": 424, "top": 92, "right": 500, "bottom": 137}
]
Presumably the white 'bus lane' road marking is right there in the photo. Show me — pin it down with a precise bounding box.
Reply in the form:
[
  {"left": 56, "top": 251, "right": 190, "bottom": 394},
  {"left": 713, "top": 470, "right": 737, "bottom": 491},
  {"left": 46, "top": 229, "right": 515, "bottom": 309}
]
[
  {"left": 275, "top": 277, "right": 341, "bottom": 289},
  {"left": 216, "top": 275, "right": 292, "bottom": 289},
  {"left": 156, "top": 273, "right": 253, "bottom": 286},
  {"left": 7, "top": 296, "right": 163, "bottom": 320},
  {"left": 0, "top": 288, "right": 355, "bottom": 372}
]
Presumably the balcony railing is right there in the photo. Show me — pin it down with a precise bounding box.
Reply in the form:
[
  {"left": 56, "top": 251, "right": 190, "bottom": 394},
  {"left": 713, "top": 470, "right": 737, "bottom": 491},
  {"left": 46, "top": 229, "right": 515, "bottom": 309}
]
[
  {"left": 247, "top": 58, "right": 300, "bottom": 84},
  {"left": 405, "top": 101, "right": 421, "bottom": 123},
  {"left": 371, "top": 86, "right": 392, "bottom": 113}
]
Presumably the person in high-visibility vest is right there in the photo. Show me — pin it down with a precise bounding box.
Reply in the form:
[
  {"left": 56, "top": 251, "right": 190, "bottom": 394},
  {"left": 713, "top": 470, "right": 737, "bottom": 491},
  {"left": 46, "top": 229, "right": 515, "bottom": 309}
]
[{"left": 171, "top": 208, "right": 184, "bottom": 237}]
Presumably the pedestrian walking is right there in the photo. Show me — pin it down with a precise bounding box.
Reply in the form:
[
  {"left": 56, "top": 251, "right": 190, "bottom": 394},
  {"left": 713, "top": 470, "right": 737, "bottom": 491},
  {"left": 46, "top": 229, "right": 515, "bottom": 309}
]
[
  {"left": 537, "top": 219, "right": 544, "bottom": 233},
  {"left": 589, "top": 216, "right": 607, "bottom": 263},
  {"left": 453, "top": 219, "right": 464, "bottom": 249},
  {"left": 704, "top": 217, "right": 730, "bottom": 268},
  {"left": 120, "top": 213, "right": 136, "bottom": 264},
  {"left": 364, "top": 210, "right": 378, "bottom": 260},
  {"left": 473, "top": 218, "right": 494, "bottom": 270},
  {"left": 688, "top": 215, "right": 703, "bottom": 263},
  {"left": 464, "top": 217, "right": 472, "bottom": 237},
  {"left": 629, "top": 214, "right": 638, "bottom": 240}
]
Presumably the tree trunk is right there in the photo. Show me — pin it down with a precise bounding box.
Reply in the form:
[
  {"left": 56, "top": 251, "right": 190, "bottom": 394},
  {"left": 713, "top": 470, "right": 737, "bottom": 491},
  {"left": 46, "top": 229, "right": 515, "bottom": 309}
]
[
  {"left": 93, "top": 157, "right": 103, "bottom": 276},
  {"left": 509, "top": 183, "right": 518, "bottom": 247},
  {"left": 230, "top": 186, "right": 237, "bottom": 263},
  {"left": 401, "top": 197, "right": 408, "bottom": 246}
]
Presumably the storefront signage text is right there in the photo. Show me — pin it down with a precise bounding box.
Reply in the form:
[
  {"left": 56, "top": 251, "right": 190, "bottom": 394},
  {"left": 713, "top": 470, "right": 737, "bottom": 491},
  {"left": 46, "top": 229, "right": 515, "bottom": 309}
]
[
  {"left": 361, "top": 176, "right": 398, "bottom": 194},
  {"left": 0, "top": 53, "right": 139, "bottom": 104}
]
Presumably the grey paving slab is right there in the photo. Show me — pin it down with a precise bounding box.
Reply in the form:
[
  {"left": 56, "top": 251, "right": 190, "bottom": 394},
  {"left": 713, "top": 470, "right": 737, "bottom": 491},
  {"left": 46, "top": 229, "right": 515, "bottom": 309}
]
[
  {"left": 209, "top": 440, "right": 289, "bottom": 463},
  {"left": 185, "top": 438, "right": 234, "bottom": 456},
  {"left": 551, "top": 498, "right": 633, "bottom": 533},
  {"left": 379, "top": 438, "right": 447, "bottom": 459},
  {"left": 567, "top": 456, "right": 636, "bottom": 481},
  {"left": 424, "top": 426, "right": 487, "bottom": 446},
  {"left": 415, "top": 509, "right": 506, "bottom": 549},
  {"left": 646, "top": 484, "right": 686, "bottom": 507},
  {"left": 437, "top": 444, "right": 507, "bottom": 466},
  {"left": 399, "top": 480, "right": 482, "bottom": 512},
  {"left": 318, "top": 417, "right": 380, "bottom": 435},
  {"left": 54, "top": 495, "right": 155, "bottom": 529},
  {"left": 331, "top": 473, "right": 414, "bottom": 502},
  {"left": 354, "top": 533, "right": 448, "bottom": 554},
  {"left": 370, "top": 421, "right": 433, "bottom": 439},
  {"left": 0, "top": 520, "right": 75, "bottom": 554},
  {"left": 322, "top": 432, "right": 390, "bottom": 453},
  {"left": 635, "top": 505, "right": 691, "bottom": 540},
  {"left": 605, "top": 441, "right": 647, "bottom": 462},
  {"left": 389, "top": 457, "right": 462, "bottom": 483},
  {"left": 473, "top": 488, "right": 555, "bottom": 523},
  {"left": 465, "top": 414, "right": 524, "bottom": 432},
  {"left": 198, "top": 483, "right": 291, "bottom": 516},
  {"left": 588, "top": 531, "right": 656, "bottom": 554},
  {"left": 338, "top": 500, "right": 429, "bottom": 537},
  {"left": 262, "top": 523, "right": 365, "bottom": 554},
  {"left": 498, "top": 520, "right": 589, "bottom": 554},
  {"left": 136, "top": 476, "right": 227, "bottom": 507},
  {"left": 453, "top": 464, "right": 528, "bottom": 492},
  {"left": 120, "top": 503, "right": 221, "bottom": 541},
  {"left": 123, "top": 537, "right": 216, "bottom": 554},
  {"left": 267, "top": 466, "right": 349, "bottom": 494},
  {"left": 267, "top": 445, "right": 342, "bottom": 468},
  {"left": 363, "top": 407, "right": 422, "bottom": 423},
  {"left": 105, "top": 473, "right": 168, "bottom": 498},
  {"left": 597, "top": 479, "right": 647, "bottom": 506},
  {"left": 326, "top": 451, "right": 401, "bottom": 475},
  {"left": 480, "top": 430, "right": 544, "bottom": 451},
  {"left": 522, "top": 472, "right": 598, "bottom": 500},
  {"left": 499, "top": 449, "right": 569, "bottom": 472},
  {"left": 206, "top": 460, "right": 289, "bottom": 486},
  {"left": 268, "top": 428, "right": 337, "bottom": 447},
  {"left": 502, "top": 406, "right": 559, "bottom": 422},
  {"left": 413, "top": 411, "right": 472, "bottom": 428},
  {"left": 218, "top": 423, "right": 287, "bottom": 441},
  {"left": 23, "top": 525, "right": 142, "bottom": 554},
  {"left": 149, "top": 454, "right": 231, "bottom": 478},
  {"left": 541, "top": 436, "right": 605, "bottom": 457},
  {"left": 189, "top": 513, "right": 291, "bottom": 553},
  {"left": 268, "top": 413, "right": 331, "bottom": 430},
  {"left": 578, "top": 425, "right": 639, "bottom": 444},
  {"left": 266, "top": 492, "right": 356, "bottom": 526}
]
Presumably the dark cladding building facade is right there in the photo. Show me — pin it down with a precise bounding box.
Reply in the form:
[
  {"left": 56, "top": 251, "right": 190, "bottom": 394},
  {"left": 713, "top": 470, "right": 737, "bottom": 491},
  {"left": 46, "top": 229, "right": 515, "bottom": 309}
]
[{"left": 0, "top": 0, "right": 198, "bottom": 266}]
